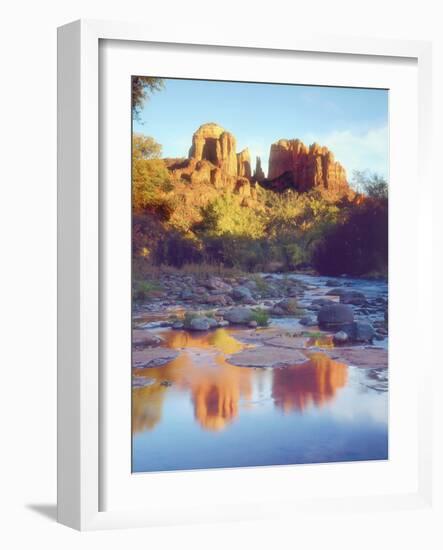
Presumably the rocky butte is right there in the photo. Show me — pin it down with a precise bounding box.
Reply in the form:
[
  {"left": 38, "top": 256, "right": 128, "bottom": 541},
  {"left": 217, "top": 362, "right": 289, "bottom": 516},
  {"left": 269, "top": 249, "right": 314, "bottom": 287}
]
[
  {"left": 167, "top": 123, "right": 257, "bottom": 205},
  {"left": 266, "top": 138, "right": 351, "bottom": 199},
  {"left": 166, "top": 123, "right": 352, "bottom": 204}
]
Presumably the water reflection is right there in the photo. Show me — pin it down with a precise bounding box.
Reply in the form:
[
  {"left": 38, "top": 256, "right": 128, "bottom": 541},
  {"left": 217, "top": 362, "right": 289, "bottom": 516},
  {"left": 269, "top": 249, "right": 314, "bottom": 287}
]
[
  {"left": 132, "top": 329, "right": 351, "bottom": 434},
  {"left": 132, "top": 383, "right": 167, "bottom": 432},
  {"left": 133, "top": 329, "right": 252, "bottom": 432},
  {"left": 272, "top": 353, "right": 348, "bottom": 413}
]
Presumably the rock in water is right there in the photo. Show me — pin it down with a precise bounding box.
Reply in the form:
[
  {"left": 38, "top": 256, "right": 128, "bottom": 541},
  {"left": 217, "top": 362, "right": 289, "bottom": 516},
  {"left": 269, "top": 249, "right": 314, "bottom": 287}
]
[
  {"left": 348, "top": 321, "right": 375, "bottom": 343},
  {"left": 223, "top": 307, "right": 254, "bottom": 324},
  {"left": 333, "top": 330, "right": 349, "bottom": 344},
  {"left": 189, "top": 317, "right": 211, "bottom": 331},
  {"left": 339, "top": 290, "right": 366, "bottom": 305},
  {"left": 317, "top": 303, "right": 354, "bottom": 330},
  {"left": 228, "top": 346, "right": 308, "bottom": 368}
]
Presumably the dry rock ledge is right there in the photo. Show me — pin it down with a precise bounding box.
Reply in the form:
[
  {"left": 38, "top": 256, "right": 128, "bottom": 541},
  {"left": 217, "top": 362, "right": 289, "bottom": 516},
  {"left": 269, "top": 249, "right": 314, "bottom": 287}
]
[
  {"left": 133, "top": 348, "right": 179, "bottom": 368},
  {"left": 227, "top": 346, "right": 308, "bottom": 368}
]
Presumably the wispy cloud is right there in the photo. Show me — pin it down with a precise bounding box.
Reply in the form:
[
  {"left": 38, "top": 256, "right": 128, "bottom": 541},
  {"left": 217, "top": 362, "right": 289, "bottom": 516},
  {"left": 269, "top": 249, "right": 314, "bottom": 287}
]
[{"left": 306, "top": 125, "right": 389, "bottom": 179}]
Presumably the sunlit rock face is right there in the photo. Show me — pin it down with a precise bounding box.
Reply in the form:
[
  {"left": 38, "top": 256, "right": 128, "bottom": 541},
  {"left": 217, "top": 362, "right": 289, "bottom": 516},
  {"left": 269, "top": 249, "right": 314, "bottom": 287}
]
[
  {"left": 267, "top": 138, "right": 350, "bottom": 198},
  {"left": 237, "top": 148, "right": 252, "bottom": 178},
  {"left": 167, "top": 123, "right": 257, "bottom": 210},
  {"left": 189, "top": 122, "right": 238, "bottom": 177},
  {"left": 272, "top": 353, "right": 348, "bottom": 413}
]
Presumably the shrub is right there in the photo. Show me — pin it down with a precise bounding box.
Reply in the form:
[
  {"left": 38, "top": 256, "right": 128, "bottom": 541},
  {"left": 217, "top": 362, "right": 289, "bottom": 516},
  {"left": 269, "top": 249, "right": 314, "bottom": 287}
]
[
  {"left": 250, "top": 308, "right": 270, "bottom": 327},
  {"left": 133, "top": 280, "right": 163, "bottom": 301}
]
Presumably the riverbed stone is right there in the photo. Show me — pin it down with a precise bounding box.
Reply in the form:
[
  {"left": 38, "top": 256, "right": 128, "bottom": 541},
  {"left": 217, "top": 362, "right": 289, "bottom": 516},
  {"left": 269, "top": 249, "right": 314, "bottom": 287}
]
[
  {"left": 317, "top": 303, "right": 354, "bottom": 330},
  {"left": 189, "top": 317, "right": 212, "bottom": 331},
  {"left": 340, "top": 290, "right": 366, "bottom": 305},
  {"left": 133, "top": 348, "right": 179, "bottom": 368},
  {"left": 275, "top": 297, "right": 299, "bottom": 314},
  {"left": 231, "top": 286, "right": 254, "bottom": 302},
  {"left": 132, "top": 330, "right": 165, "bottom": 347},
  {"left": 333, "top": 330, "right": 349, "bottom": 344},
  {"left": 228, "top": 346, "right": 308, "bottom": 368},
  {"left": 327, "top": 347, "right": 388, "bottom": 369},
  {"left": 223, "top": 307, "right": 254, "bottom": 324},
  {"left": 348, "top": 321, "right": 375, "bottom": 342}
]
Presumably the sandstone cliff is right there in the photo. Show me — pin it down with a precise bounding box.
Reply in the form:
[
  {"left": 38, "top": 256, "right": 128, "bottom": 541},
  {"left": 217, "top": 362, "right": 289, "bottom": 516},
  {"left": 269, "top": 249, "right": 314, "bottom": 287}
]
[
  {"left": 188, "top": 122, "right": 238, "bottom": 176},
  {"left": 167, "top": 124, "right": 351, "bottom": 206},
  {"left": 237, "top": 148, "right": 251, "bottom": 178},
  {"left": 166, "top": 124, "right": 259, "bottom": 227},
  {"left": 267, "top": 138, "right": 349, "bottom": 197}
]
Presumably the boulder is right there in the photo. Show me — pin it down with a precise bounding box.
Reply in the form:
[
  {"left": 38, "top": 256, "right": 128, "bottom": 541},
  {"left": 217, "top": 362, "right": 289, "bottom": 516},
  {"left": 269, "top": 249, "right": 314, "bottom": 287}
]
[
  {"left": 223, "top": 307, "right": 254, "bottom": 324},
  {"left": 348, "top": 321, "right": 375, "bottom": 343},
  {"left": 205, "top": 277, "right": 232, "bottom": 292},
  {"left": 206, "top": 294, "right": 228, "bottom": 306},
  {"left": 180, "top": 289, "right": 194, "bottom": 301},
  {"left": 325, "top": 287, "right": 346, "bottom": 296},
  {"left": 317, "top": 303, "right": 354, "bottom": 330},
  {"left": 333, "top": 331, "right": 349, "bottom": 344},
  {"left": 339, "top": 290, "right": 366, "bottom": 305},
  {"left": 232, "top": 286, "right": 253, "bottom": 301},
  {"left": 189, "top": 317, "right": 211, "bottom": 331},
  {"left": 275, "top": 297, "right": 299, "bottom": 314}
]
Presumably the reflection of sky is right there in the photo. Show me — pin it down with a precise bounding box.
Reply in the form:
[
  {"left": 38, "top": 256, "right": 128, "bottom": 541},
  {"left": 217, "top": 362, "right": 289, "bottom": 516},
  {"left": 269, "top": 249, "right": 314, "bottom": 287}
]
[{"left": 132, "top": 337, "right": 388, "bottom": 473}]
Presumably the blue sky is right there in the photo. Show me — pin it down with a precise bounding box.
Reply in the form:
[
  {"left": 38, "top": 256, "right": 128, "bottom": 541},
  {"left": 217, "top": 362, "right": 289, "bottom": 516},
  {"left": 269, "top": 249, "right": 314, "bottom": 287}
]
[{"left": 133, "top": 78, "right": 388, "bottom": 180}]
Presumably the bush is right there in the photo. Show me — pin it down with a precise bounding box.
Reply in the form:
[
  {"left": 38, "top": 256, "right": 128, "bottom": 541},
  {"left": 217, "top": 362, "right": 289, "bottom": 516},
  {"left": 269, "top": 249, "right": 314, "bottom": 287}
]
[
  {"left": 312, "top": 198, "right": 388, "bottom": 276},
  {"left": 133, "top": 280, "right": 163, "bottom": 301},
  {"left": 250, "top": 308, "right": 270, "bottom": 327}
]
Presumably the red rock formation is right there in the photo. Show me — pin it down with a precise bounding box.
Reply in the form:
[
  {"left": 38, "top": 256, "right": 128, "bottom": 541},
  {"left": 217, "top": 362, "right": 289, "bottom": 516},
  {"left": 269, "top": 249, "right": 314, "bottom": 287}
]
[
  {"left": 167, "top": 123, "right": 257, "bottom": 205},
  {"left": 253, "top": 156, "right": 265, "bottom": 182},
  {"left": 237, "top": 148, "right": 251, "bottom": 178},
  {"left": 267, "top": 138, "right": 349, "bottom": 197},
  {"left": 189, "top": 122, "right": 238, "bottom": 176}
]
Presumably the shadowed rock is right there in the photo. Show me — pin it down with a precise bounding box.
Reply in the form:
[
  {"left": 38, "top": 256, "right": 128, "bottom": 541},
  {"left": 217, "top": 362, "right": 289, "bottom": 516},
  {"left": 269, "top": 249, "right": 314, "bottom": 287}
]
[{"left": 317, "top": 303, "right": 354, "bottom": 330}]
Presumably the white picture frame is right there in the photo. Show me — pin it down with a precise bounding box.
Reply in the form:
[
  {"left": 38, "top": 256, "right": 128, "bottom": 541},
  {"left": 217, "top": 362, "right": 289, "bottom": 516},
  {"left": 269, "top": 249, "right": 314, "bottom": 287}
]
[{"left": 57, "top": 19, "right": 433, "bottom": 531}]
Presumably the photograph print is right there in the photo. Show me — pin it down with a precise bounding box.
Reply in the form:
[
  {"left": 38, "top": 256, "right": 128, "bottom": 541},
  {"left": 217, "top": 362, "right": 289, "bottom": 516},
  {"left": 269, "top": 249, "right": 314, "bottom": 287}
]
[{"left": 131, "top": 76, "right": 389, "bottom": 473}]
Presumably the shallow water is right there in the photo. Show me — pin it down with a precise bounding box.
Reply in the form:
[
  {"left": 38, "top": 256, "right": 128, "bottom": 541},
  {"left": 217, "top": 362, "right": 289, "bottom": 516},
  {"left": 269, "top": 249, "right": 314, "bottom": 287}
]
[{"left": 132, "top": 317, "right": 388, "bottom": 472}]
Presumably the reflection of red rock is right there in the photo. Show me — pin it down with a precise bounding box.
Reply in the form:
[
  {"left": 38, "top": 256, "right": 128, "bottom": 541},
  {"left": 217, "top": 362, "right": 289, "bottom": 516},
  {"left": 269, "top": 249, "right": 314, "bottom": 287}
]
[
  {"left": 272, "top": 352, "right": 348, "bottom": 413},
  {"left": 132, "top": 384, "right": 167, "bottom": 432},
  {"left": 132, "top": 329, "right": 252, "bottom": 432}
]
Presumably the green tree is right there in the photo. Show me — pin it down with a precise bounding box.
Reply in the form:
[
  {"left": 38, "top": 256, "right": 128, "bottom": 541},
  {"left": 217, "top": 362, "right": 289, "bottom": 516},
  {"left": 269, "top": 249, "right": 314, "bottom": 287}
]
[
  {"left": 352, "top": 170, "right": 388, "bottom": 200},
  {"left": 133, "top": 133, "right": 162, "bottom": 160}
]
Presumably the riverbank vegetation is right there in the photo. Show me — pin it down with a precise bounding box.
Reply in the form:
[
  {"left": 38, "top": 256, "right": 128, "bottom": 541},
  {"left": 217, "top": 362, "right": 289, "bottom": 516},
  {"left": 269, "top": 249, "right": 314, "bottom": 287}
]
[{"left": 132, "top": 143, "right": 388, "bottom": 278}]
